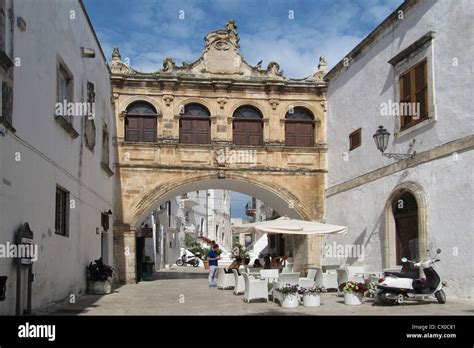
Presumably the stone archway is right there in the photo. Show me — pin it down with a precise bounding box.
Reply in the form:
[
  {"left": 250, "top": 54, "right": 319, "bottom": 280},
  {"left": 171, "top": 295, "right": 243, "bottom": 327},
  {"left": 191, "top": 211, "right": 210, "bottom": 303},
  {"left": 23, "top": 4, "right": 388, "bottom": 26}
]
[
  {"left": 110, "top": 20, "right": 328, "bottom": 284},
  {"left": 113, "top": 170, "right": 325, "bottom": 284},
  {"left": 383, "top": 181, "right": 428, "bottom": 268}
]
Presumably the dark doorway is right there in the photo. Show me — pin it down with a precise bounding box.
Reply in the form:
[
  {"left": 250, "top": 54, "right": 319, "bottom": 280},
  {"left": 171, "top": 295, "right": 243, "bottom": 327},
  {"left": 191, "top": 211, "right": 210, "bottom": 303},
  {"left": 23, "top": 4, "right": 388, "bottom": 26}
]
[
  {"left": 392, "top": 192, "right": 419, "bottom": 264},
  {"left": 136, "top": 237, "right": 145, "bottom": 282}
]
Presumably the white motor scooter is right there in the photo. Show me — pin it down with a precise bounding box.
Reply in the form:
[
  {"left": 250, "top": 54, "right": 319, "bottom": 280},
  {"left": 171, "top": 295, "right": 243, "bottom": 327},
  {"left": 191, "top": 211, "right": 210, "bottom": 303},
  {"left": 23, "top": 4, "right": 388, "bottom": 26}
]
[{"left": 377, "top": 248, "right": 446, "bottom": 305}]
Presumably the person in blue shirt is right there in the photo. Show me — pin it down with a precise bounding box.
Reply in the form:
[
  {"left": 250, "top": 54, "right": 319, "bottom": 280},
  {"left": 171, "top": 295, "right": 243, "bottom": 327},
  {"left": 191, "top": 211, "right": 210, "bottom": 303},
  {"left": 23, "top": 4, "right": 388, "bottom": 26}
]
[{"left": 207, "top": 244, "right": 221, "bottom": 287}]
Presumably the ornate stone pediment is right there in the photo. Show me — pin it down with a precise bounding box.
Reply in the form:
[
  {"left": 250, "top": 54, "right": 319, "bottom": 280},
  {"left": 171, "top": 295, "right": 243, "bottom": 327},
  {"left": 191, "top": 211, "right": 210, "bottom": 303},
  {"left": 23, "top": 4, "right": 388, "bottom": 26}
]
[
  {"left": 305, "top": 56, "right": 327, "bottom": 82},
  {"left": 110, "top": 47, "right": 136, "bottom": 75},
  {"left": 110, "top": 21, "right": 291, "bottom": 80}
]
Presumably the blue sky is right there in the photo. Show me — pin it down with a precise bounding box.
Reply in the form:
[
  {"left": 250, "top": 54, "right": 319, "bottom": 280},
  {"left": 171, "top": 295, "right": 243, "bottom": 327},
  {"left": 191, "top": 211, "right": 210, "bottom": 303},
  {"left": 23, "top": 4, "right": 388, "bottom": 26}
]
[
  {"left": 82, "top": 0, "right": 402, "bottom": 217},
  {"left": 83, "top": 0, "right": 403, "bottom": 78}
]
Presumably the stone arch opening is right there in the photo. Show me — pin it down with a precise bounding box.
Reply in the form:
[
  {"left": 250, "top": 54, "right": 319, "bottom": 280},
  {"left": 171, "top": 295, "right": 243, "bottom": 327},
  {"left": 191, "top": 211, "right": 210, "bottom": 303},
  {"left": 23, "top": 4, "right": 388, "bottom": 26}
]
[
  {"left": 131, "top": 176, "right": 307, "bottom": 228},
  {"left": 384, "top": 181, "right": 428, "bottom": 267},
  {"left": 114, "top": 173, "right": 322, "bottom": 284}
]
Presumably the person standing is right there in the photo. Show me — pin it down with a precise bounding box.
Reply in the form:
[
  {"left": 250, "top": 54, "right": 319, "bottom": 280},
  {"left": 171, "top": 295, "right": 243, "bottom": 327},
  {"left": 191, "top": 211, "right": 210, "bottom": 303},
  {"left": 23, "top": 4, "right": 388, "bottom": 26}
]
[{"left": 207, "top": 244, "right": 221, "bottom": 288}]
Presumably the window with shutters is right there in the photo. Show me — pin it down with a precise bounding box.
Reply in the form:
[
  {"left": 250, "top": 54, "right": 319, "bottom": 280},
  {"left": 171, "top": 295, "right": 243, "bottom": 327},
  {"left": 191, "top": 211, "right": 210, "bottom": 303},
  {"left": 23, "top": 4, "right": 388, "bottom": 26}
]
[
  {"left": 84, "top": 82, "right": 96, "bottom": 151},
  {"left": 399, "top": 59, "right": 428, "bottom": 130},
  {"left": 56, "top": 61, "right": 74, "bottom": 123},
  {"left": 55, "top": 186, "right": 70, "bottom": 237},
  {"left": 179, "top": 103, "right": 211, "bottom": 144},
  {"left": 125, "top": 101, "right": 157, "bottom": 142},
  {"left": 349, "top": 128, "right": 362, "bottom": 151},
  {"left": 285, "top": 107, "right": 314, "bottom": 147},
  {"left": 233, "top": 106, "right": 263, "bottom": 146}
]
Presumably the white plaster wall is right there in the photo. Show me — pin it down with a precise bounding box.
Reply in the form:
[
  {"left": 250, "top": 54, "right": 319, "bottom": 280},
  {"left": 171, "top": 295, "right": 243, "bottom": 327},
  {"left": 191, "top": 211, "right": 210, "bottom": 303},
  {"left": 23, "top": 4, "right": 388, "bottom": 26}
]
[
  {"left": 327, "top": 0, "right": 474, "bottom": 186},
  {"left": 325, "top": 0, "right": 474, "bottom": 298},
  {"left": 0, "top": 0, "right": 114, "bottom": 314},
  {"left": 325, "top": 151, "right": 474, "bottom": 298}
]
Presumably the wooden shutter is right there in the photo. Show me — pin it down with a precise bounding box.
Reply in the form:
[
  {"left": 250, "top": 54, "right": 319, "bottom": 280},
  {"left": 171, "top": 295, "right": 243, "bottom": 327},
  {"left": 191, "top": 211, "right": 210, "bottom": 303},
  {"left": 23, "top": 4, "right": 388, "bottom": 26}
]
[
  {"left": 414, "top": 61, "right": 427, "bottom": 119},
  {"left": 233, "top": 120, "right": 263, "bottom": 146},
  {"left": 179, "top": 118, "right": 194, "bottom": 144},
  {"left": 142, "top": 117, "right": 157, "bottom": 142},
  {"left": 232, "top": 121, "right": 247, "bottom": 145},
  {"left": 285, "top": 123, "right": 297, "bottom": 146},
  {"left": 125, "top": 117, "right": 140, "bottom": 142},
  {"left": 194, "top": 119, "right": 210, "bottom": 144},
  {"left": 349, "top": 128, "right": 361, "bottom": 151},
  {"left": 285, "top": 122, "right": 314, "bottom": 147},
  {"left": 247, "top": 121, "right": 263, "bottom": 146},
  {"left": 399, "top": 71, "right": 412, "bottom": 128},
  {"left": 399, "top": 60, "right": 428, "bottom": 130},
  {"left": 125, "top": 116, "right": 156, "bottom": 142}
]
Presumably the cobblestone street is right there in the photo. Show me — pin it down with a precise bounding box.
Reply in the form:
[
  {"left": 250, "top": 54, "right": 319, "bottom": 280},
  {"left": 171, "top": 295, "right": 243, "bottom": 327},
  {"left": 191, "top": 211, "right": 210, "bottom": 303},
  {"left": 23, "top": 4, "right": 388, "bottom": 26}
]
[{"left": 39, "top": 269, "right": 474, "bottom": 316}]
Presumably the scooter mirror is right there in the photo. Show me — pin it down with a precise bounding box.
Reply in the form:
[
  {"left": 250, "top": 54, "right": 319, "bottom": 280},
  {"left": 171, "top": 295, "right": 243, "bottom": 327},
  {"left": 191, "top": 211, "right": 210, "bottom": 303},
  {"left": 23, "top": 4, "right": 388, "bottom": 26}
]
[
  {"left": 436, "top": 248, "right": 442, "bottom": 254},
  {"left": 401, "top": 257, "right": 408, "bottom": 263}
]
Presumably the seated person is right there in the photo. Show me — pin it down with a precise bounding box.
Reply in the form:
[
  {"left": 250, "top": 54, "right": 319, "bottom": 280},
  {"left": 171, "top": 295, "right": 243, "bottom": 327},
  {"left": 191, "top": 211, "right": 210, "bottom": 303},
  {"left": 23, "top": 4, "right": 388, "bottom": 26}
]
[
  {"left": 253, "top": 259, "right": 262, "bottom": 268},
  {"left": 225, "top": 256, "right": 242, "bottom": 274},
  {"left": 271, "top": 254, "right": 282, "bottom": 269},
  {"left": 263, "top": 256, "right": 271, "bottom": 269}
]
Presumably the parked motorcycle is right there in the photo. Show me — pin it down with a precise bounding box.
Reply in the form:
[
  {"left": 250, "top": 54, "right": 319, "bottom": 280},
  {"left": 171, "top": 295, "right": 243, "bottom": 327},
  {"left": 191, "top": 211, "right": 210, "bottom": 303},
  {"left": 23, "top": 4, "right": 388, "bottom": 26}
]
[
  {"left": 176, "top": 252, "right": 201, "bottom": 267},
  {"left": 377, "top": 248, "right": 446, "bottom": 305}
]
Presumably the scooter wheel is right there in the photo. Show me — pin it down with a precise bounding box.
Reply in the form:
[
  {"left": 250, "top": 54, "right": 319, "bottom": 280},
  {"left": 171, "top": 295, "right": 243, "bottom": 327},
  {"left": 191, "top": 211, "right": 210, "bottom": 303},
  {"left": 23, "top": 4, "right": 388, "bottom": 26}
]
[
  {"left": 193, "top": 261, "right": 199, "bottom": 267},
  {"left": 176, "top": 259, "right": 184, "bottom": 266},
  {"left": 377, "top": 291, "right": 398, "bottom": 305},
  {"left": 435, "top": 289, "right": 446, "bottom": 304}
]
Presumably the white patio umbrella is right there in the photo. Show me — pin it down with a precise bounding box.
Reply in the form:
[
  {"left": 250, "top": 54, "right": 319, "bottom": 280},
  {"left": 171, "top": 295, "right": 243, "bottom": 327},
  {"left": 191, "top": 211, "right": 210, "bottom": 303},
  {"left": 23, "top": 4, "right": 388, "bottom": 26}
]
[{"left": 231, "top": 216, "right": 348, "bottom": 235}]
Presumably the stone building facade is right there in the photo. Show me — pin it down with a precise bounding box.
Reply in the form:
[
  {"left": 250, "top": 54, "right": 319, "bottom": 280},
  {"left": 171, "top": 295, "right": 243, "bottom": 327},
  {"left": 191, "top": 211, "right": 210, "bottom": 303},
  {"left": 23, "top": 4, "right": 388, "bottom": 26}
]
[{"left": 110, "top": 20, "right": 328, "bottom": 283}]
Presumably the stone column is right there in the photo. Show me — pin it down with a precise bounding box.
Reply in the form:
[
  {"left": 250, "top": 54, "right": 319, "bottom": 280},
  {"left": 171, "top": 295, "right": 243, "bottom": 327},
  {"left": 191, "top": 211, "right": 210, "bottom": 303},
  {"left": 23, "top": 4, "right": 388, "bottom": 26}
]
[{"left": 113, "top": 224, "right": 137, "bottom": 284}]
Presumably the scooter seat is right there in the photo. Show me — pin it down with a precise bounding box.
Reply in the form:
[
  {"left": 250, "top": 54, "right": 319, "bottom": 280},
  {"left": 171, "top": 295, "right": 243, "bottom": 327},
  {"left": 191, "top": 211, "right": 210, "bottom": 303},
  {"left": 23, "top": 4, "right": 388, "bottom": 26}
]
[{"left": 384, "top": 271, "right": 417, "bottom": 279}]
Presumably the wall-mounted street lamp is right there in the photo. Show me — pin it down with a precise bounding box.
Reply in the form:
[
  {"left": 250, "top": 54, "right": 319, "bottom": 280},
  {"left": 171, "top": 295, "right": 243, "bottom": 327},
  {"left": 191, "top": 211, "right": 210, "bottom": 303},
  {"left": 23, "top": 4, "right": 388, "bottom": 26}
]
[{"left": 373, "top": 125, "right": 415, "bottom": 161}]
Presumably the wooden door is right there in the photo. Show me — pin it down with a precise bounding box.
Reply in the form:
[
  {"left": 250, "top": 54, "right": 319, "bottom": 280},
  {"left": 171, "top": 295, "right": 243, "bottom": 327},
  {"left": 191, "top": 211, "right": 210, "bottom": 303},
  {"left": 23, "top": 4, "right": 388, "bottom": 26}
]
[
  {"left": 285, "top": 122, "right": 314, "bottom": 147},
  {"left": 233, "top": 120, "right": 263, "bottom": 145},
  {"left": 125, "top": 116, "right": 156, "bottom": 142}
]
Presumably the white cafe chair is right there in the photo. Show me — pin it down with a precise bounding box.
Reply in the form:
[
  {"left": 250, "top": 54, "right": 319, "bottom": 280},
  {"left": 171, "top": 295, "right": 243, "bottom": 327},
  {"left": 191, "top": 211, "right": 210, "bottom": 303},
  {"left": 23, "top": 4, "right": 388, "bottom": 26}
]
[
  {"left": 232, "top": 269, "right": 245, "bottom": 295},
  {"left": 299, "top": 268, "right": 318, "bottom": 288},
  {"left": 242, "top": 273, "right": 268, "bottom": 303},
  {"left": 216, "top": 268, "right": 235, "bottom": 290}
]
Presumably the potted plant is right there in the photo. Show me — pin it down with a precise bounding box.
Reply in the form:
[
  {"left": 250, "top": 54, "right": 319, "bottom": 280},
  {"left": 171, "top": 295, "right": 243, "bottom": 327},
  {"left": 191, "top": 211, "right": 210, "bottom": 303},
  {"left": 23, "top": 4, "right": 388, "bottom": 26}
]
[
  {"left": 301, "top": 285, "right": 326, "bottom": 307},
  {"left": 87, "top": 258, "right": 114, "bottom": 295},
  {"left": 276, "top": 284, "right": 300, "bottom": 308},
  {"left": 202, "top": 247, "right": 211, "bottom": 269},
  {"left": 366, "top": 281, "right": 377, "bottom": 298},
  {"left": 339, "top": 281, "right": 367, "bottom": 305}
]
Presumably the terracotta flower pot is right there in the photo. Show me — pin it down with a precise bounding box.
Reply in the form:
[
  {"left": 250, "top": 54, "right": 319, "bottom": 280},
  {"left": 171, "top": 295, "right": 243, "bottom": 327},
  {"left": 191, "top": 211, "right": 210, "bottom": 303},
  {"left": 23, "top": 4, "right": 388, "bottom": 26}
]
[{"left": 204, "top": 260, "right": 210, "bottom": 270}]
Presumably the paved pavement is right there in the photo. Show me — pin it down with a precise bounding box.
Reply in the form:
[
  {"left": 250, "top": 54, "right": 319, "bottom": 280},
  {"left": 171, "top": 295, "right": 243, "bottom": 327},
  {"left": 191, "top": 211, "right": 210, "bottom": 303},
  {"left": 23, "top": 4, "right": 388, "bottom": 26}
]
[{"left": 38, "top": 268, "right": 474, "bottom": 316}]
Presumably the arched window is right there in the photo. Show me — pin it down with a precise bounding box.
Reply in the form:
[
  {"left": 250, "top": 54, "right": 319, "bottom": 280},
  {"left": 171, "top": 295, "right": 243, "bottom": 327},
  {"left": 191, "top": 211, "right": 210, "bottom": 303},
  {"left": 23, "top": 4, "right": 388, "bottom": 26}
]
[
  {"left": 125, "top": 101, "right": 157, "bottom": 142},
  {"left": 233, "top": 106, "right": 263, "bottom": 146},
  {"left": 285, "top": 107, "right": 314, "bottom": 147},
  {"left": 179, "top": 103, "right": 211, "bottom": 144}
]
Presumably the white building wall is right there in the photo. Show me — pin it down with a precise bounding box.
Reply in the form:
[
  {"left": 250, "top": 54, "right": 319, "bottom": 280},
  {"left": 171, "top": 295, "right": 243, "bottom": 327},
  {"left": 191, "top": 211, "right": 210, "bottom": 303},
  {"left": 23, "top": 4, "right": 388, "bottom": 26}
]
[
  {"left": 0, "top": 0, "right": 114, "bottom": 314},
  {"left": 325, "top": 0, "right": 474, "bottom": 298},
  {"left": 327, "top": 0, "right": 474, "bottom": 187}
]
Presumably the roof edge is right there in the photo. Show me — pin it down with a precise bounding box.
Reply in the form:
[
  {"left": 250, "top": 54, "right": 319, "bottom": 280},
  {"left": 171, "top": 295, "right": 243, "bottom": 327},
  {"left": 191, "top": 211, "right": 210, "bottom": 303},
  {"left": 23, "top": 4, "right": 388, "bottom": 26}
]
[
  {"left": 325, "top": 0, "right": 417, "bottom": 81},
  {"left": 79, "top": 0, "right": 110, "bottom": 73}
]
